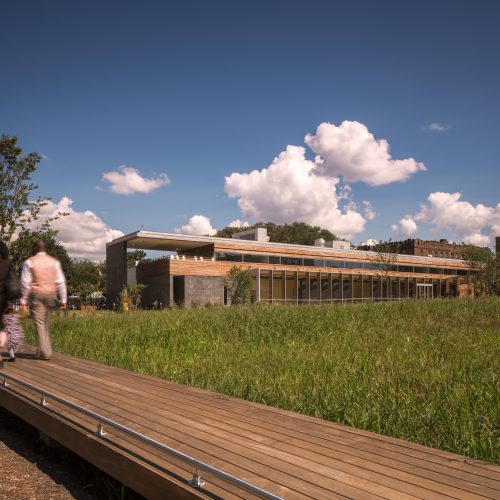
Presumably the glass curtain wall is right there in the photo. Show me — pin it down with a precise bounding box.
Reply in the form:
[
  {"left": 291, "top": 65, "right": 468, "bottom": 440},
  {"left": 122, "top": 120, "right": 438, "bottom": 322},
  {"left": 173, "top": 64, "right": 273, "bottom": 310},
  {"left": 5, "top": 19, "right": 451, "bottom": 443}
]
[{"left": 254, "top": 270, "right": 458, "bottom": 304}]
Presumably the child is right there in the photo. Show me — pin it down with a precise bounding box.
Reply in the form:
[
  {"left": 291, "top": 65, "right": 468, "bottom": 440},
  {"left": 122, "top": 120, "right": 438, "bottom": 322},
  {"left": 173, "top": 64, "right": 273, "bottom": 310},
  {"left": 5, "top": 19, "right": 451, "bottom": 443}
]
[{"left": 1, "top": 303, "right": 24, "bottom": 362}]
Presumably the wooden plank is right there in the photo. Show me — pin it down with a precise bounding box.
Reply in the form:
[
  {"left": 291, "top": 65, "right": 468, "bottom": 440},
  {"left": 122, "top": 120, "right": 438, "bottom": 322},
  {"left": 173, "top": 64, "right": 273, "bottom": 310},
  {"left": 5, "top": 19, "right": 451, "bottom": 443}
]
[
  {"left": 0, "top": 387, "right": 206, "bottom": 500},
  {"left": 39, "top": 362, "right": 500, "bottom": 494},
  {"left": 6, "top": 364, "right": 349, "bottom": 499},
  {"left": 1, "top": 374, "right": 261, "bottom": 500},
  {"left": 8, "top": 360, "right": 500, "bottom": 500},
  {"left": 13, "top": 364, "right": 420, "bottom": 498},
  {"left": 53, "top": 353, "right": 500, "bottom": 484}
]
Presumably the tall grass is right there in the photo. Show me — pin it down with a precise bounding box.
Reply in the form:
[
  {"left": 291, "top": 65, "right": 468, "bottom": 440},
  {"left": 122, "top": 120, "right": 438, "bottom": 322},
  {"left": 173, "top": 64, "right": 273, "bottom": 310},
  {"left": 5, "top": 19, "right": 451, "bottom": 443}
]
[{"left": 23, "top": 298, "right": 500, "bottom": 463}]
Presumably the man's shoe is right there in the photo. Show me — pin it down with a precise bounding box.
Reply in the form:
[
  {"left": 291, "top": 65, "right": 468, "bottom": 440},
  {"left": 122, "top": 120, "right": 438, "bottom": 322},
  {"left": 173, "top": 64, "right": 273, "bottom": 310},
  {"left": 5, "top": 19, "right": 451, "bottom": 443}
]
[{"left": 8, "top": 357, "right": 15, "bottom": 362}]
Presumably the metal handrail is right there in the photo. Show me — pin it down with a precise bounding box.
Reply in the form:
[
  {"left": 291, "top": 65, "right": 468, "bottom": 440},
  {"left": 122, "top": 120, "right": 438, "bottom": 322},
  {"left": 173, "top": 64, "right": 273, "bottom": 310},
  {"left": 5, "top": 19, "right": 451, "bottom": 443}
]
[{"left": 1, "top": 372, "right": 282, "bottom": 499}]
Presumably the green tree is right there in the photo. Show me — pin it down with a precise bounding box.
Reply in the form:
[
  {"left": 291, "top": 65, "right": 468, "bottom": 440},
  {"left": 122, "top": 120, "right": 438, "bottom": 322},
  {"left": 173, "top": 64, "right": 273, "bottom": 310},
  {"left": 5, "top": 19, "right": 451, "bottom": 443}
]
[
  {"left": 461, "top": 245, "right": 497, "bottom": 296},
  {"left": 68, "top": 260, "right": 105, "bottom": 302},
  {"left": 0, "top": 134, "right": 47, "bottom": 245},
  {"left": 215, "top": 222, "right": 338, "bottom": 245},
  {"left": 127, "top": 249, "right": 147, "bottom": 268},
  {"left": 9, "top": 228, "right": 72, "bottom": 277},
  {"left": 221, "top": 266, "right": 253, "bottom": 305}
]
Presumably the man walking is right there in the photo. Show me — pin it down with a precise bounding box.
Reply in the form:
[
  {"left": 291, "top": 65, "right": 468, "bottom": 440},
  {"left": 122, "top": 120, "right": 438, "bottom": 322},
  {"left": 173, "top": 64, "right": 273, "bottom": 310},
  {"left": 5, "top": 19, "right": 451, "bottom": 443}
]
[{"left": 21, "top": 241, "right": 67, "bottom": 360}]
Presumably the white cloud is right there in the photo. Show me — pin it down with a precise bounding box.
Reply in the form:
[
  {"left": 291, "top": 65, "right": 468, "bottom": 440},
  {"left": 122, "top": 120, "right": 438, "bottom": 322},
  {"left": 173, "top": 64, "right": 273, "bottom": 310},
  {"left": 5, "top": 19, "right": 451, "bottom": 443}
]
[
  {"left": 175, "top": 215, "right": 217, "bottom": 236},
  {"left": 26, "top": 197, "right": 123, "bottom": 260},
  {"left": 102, "top": 166, "right": 170, "bottom": 195},
  {"left": 361, "top": 238, "right": 379, "bottom": 246},
  {"left": 228, "top": 219, "right": 250, "bottom": 228},
  {"left": 225, "top": 145, "right": 366, "bottom": 240},
  {"left": 414, "top": 192, "right": 500, "bottom": 246},
  {"left": 425, "top": 122, "right": 450, "bottom": 132},
  {"left": 305, "top": 121, "right": 426, "bottom": 186},
  {"left": 362, "top": 201, "right": 376, "bottom": 220},
  {"left": 391, "top": 216, "right": 418, "bottom": 238}
]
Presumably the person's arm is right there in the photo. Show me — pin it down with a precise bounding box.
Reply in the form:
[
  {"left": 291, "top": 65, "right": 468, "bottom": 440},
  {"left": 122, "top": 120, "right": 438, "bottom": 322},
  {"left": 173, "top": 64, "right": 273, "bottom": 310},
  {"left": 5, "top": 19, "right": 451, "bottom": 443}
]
[
  {"left": 55, "top": 261, "right": 67, "bottom": 307},
  {"left": 20, "top": 259, "right": 32, "bottom": 308}
]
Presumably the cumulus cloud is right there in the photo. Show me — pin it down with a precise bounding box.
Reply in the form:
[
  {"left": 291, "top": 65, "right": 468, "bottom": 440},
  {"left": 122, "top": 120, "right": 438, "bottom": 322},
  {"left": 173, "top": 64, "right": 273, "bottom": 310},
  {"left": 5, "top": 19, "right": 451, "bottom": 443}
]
[
  {"left": 362, "top": 201, "right": 376, "bottom": 220},
  {"left": 25, "top": 197, "right": 123, "bottom": 260},
  {"left": 361, "top": 238, "right": 379, "bottom": 246},
  {"left": 391, "top": 216, "right": 418, "bottom": 237},
  {"left": 414, "top": 192, "right": 500, "bottom": 246},
  {"left": 175, "top": 215, "right": 217, "bottom": 236},
  {"left": 225, "top": 145, "right": 366, "bottom": 240},
  {"left": 228, "top": 219, "right": 250, "bottom": 228},
  {"left": 102, "top": 166, "right": 170, "bottom": 195},
  {"left": 425, "top": 122, "right": 450, "bottom": 132},
  {"left": 305, "top": 121, "right": 426, "bottom": 186}
]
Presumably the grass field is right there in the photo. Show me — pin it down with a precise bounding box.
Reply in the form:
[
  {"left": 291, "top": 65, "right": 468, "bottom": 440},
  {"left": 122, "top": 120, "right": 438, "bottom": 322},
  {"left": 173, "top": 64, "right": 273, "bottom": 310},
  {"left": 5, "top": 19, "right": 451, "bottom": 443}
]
[{"left": 23, "top": 298, "right": 500, "bottom": 464}]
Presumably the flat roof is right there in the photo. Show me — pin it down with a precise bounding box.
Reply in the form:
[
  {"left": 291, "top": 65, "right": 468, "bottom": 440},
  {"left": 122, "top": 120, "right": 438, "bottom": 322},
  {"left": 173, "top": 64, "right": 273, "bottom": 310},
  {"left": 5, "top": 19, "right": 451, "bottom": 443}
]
[{"left": 108, "top": 230, "right": 468, "bottom": 267}]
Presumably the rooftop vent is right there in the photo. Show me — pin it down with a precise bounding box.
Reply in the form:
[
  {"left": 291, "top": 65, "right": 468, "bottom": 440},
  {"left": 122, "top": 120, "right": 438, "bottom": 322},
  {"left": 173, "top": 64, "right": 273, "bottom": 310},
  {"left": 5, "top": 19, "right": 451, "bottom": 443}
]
[
  {"left": 325, "top": 240, "right": 351, "bottom": 250},
  {"left": 231, "top": 227, "right": 268, "bottom": 242}
]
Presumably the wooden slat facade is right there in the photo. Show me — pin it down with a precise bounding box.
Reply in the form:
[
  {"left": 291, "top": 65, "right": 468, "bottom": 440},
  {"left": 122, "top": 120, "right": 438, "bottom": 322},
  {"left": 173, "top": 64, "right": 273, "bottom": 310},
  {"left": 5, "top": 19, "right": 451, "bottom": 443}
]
[{"left": 1, "top": 352, "right": 498, "bottom": 499}]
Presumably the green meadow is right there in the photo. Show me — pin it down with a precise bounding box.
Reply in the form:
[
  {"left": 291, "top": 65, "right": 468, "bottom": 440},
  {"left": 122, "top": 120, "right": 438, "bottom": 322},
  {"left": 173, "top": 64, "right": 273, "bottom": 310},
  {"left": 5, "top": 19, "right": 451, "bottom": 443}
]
[{"left": 24, "top": 298, "right": 500, "bottom": 463}]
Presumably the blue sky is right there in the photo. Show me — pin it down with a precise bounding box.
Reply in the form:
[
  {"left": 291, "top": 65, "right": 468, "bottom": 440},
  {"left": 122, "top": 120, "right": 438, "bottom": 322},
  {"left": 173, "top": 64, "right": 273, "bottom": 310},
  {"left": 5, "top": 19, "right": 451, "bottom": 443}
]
[{"left": 2, "top": 0, "right": 499, "bottom": 258}]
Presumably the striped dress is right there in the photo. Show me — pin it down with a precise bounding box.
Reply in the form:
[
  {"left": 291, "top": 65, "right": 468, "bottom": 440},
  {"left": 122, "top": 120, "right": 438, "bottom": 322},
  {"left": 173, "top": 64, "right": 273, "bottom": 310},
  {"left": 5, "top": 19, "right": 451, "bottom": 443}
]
[{"left": 3, "top": 312, "right": 24, "bottom": 350}]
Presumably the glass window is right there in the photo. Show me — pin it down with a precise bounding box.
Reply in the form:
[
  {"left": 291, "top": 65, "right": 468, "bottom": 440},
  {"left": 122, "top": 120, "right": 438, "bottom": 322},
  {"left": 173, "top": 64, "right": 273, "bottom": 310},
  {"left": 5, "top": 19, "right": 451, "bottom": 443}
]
[
  {"left": 332, "top": 276, "right": 341, "bottom": 300},
  {"left": 414, "top": 267, "right": 429, "bottom": 274},
  {"left": 243, "top": 254, "right": 268, "bottom": 264},
  {"left": 344, "top": 261, "right": 363, "bottom": 270},
  {"left": 429, "top": 268, "right": 443, "bottom": 274},
  {"left": 216, "top": 252, "right": 243, "bottom": 262},
  {"left": 282, "top": 257, "right": 302, "bottom": 266},
  {"left": 321, "top": 276, "right": 330, "bottom": 301},
  {"left": 342, "top": 275, "right": 351, "bottom": 300},
  {"left": 364, "top": 262, "right": 381, "bottom": 271},
  {"left": 269, "top": 256, "right": 281, "bottom": 265},
  {"left": 397, "top": 265, "right": 413, "bottom": 273},
  {"left": 310, "top": 274, "right": 319, "bottom": 301},
  {"left": 325, "top": 260, "right": 345, "bottom": 269}
]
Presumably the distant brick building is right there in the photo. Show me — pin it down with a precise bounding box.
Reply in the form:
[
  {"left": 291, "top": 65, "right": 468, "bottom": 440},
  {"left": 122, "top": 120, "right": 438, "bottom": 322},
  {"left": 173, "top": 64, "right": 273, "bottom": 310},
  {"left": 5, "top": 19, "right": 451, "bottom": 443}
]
[{"left": 361, "top": 239, "right": 467, "bottom": 259}]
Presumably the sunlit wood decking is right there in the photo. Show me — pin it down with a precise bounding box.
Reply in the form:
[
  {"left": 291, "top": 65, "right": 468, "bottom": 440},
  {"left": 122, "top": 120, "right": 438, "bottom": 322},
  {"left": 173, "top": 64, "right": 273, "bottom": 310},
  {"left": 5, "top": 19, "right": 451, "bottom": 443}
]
[{"left": 1, "top": 350, "right": 499, "bottom": 499}]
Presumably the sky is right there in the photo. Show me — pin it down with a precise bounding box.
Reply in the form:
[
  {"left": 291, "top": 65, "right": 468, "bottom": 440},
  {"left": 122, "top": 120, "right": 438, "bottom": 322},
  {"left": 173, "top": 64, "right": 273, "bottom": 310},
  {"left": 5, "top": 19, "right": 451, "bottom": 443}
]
[{"left": 1, "top": 0, "right": 499, "bottom": 259}]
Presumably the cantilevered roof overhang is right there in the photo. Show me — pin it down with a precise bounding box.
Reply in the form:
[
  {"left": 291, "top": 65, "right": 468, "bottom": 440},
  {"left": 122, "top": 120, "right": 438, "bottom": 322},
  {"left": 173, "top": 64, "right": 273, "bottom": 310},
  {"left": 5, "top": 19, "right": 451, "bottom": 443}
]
[
  {"left": 108, "top": 231, "right": 217, "bottom": 251},
  {"left": 108, "top": 230, "right": 469, "bottom": 269}
]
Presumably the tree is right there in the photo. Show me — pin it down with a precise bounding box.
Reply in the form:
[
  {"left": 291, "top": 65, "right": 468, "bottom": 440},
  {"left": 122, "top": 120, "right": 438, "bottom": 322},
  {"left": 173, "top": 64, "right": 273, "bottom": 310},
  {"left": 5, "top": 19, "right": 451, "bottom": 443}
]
[
  {"left": 9, "top": 228, "right": 72, "bottom": 277},
  {"left": 215, "top": 222, "right": 339, "bottom": 245},
  {"left": 373, "top": 240, "right": 400, "bottom": 299},
  {"left": 68, "top": 259, "right": 106, "bottom": 303},
  {"left": 461, "top": 245, "right": 497, "bottom": 296},
  {"left": 220, "top": 266, "right": 253, "bottom": 305},
  {"left": 127, "top": 249, "right": 147, "bottom": 268},
  {"left": 0, "top": 134, "right": 47, "bottom": 245}
]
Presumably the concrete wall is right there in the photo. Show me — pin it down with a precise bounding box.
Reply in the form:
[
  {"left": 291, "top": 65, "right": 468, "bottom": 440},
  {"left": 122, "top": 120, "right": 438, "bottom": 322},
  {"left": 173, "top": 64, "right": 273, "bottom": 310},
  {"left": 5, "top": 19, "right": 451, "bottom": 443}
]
[
  {"left": 106, "top": 242, "right": 127, "bottom": 308},
  {"left": 136, "top": 260, "right": 173, "bottom": 307},
  {"left": 182, "top": 276, "right": 224, "bottom": 306},
  {"left": 140, "top": 274, "right": 172, "bottom": 308}
]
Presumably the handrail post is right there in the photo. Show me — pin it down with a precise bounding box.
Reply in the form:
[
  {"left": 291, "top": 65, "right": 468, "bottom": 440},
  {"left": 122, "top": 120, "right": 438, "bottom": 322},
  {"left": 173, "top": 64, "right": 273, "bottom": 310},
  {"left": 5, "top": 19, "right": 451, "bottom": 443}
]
[{"left": 188, "top": 468, "right": 205, "bottom": 488}]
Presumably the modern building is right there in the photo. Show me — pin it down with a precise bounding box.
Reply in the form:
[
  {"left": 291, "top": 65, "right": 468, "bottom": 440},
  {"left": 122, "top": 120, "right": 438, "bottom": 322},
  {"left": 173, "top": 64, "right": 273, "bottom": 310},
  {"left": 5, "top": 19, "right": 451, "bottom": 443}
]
[
  {"left": 106, "top": 229, "right": 475, "bottom": 308},
  {"left": 360, "top": 238, "right": 467, "bottom": 259}
]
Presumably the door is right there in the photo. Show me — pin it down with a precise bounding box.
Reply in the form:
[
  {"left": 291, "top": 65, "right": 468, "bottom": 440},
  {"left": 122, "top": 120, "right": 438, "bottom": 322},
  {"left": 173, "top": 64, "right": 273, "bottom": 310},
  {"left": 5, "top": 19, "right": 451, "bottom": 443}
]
[{"left": 416, "top": 283, "right": 433, "bottom": 299}]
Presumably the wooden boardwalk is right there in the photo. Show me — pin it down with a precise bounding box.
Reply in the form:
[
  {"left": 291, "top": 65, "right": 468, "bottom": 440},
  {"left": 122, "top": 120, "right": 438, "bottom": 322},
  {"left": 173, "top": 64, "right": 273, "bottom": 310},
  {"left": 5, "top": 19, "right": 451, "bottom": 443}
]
[{"left": 0, "top": 351, "right": 499, "bottom": 499}]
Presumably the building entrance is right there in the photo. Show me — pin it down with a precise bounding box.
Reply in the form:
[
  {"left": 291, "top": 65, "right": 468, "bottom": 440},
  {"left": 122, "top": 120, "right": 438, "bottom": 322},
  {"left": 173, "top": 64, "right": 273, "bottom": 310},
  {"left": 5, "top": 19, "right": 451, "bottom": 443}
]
[{"left": 416, "top": 283, "right": 433, "bottom": 300}]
